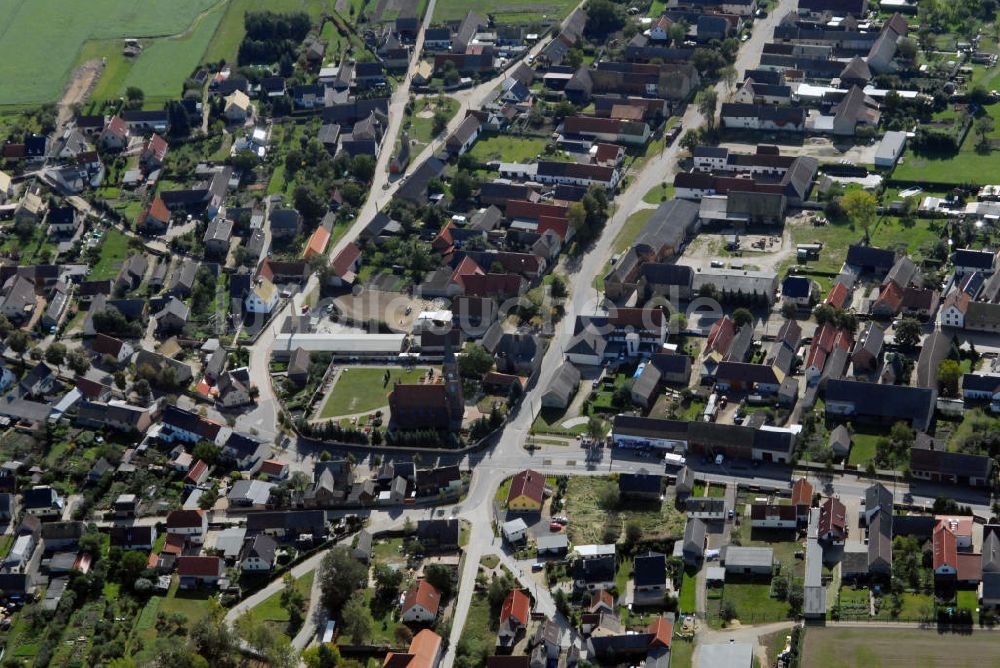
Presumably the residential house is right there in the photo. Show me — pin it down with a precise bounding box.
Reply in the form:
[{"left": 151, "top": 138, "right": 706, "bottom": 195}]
[
  {"left": 617, "top": 473, "right": 663, "bottom": 502},
  {"left": 383, "top": 629, "right": 443, "bottom": 668},
  {"left": 497, "top": 589, "right": 531, "bottom": 650},
  {"left": 540, "top": 361, "right": 580, "bottom": 409},
  {"left": 109, "top": 525, "right": 157, "bottom": 551},
  {"left": 632, "top": 552, "right": 668, "bottom": 604},
  {"left": 910, "top": 440, "right": 993, "bottom": 487},
  {"left": 825, "top": 379, "right": 936, "bottom": 431},
  {"left": 506, "top": 469, "right": 545, "bottom": 511},
  {"left": 416, "top": 519, "right": 460, "bottom": 551},
  {"left": 818, "top": 497, "right": 847, "bottom": 545},
  {"left": 240, "top": 534, "right": 278, "bottom": 571},
  {"left": 23, "top": 486, "right": 62, "bottom": 519},
  {"left": 573, "top": 554, "right": 616, "bottom": 591},
  {"left": 177, "top": 556, "right": 224, "bottom": 589},
  {"left": 166, "top": 509, "right": 208, "bottom": 544},
  {"left": 401, "top": 580, "right": 441, "bottom": 623},
  {"left": 445, "top": 116, "right": 482, "bottom": 157}
]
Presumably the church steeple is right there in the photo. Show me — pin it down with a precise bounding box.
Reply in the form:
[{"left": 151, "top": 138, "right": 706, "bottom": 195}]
[{"left": 443, "top": 334, "right": 463, "bottom": 430}]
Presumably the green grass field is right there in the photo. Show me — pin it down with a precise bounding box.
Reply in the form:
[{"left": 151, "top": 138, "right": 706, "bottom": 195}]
[
  {"left": 247, "top": 571, "right": 315, "bottom": 634},
  {"left": 565, "top": 475, "right": 685, "bottom": 544},
  {"left": 719, "top": 580, "right": 792, "bottom": 624},
  {"left": 678, "top": 568, "right": 697, "bottom": 612},
  {"left": 468, "top": 135, "right": 548, "bottom": 163},
  {"left": 407, "top": 97, "right": 460, "bottom": 146},
  {"left": 320, "top": 366, "right": 428, "bottom": 418},
  {"left": 87, "top": 228, "right": 132, "bottom": 280},
  {"left": 802, "top": 627, "right": 1000, "bottom": 668},
  {"left": 433, "top": 0, "right": 577, "bottom": 23},
  {"left": 0, "top": 0, "right": 218, "bottom": 105},
  {"left": 892, "top": 105, "right": 1000, "bottom": 185}
]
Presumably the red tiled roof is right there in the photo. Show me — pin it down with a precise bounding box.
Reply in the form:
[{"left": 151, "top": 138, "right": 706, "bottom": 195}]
[
  {"left": 105, "top": 115, "right": 128, "bottom": 139},
  {"left": 594, "top": 143, "right": 624, "bottom": 164},
  {"left": 819, "top": 497, "right": 847, "bottom": 539},
  {"left": 791, "top": 478, "right": 813, "bottom": 506},
  {"left": 706, "top": 316, "right": 735, "bottom": 356},
  {"left": 564, "top": 115, "right": 625, "bottom": 134},
  {"left": 590, "top": 589, "right": 614, "bottom": 612},
  {"left": 145, "top": 133, "right": 168, "bottom": 161},
  {"left": 450, "top": 256, "right": 484, "bottom": 289},
  {"left": 332, "top": 242, "right": 361, "bottom": 278},
  {"left": 508, "top": 469, "right": 545, "bottom": 505},
  {"left": 92, "top": 333, "right": 125, "bottom": 357},
  {"left": 303, "top": 225, "right": 331, "bottom": 259},
  {"left": 75, "top": 376, "right": 109, "bottom": 400},
  {"left": 505, "top": 199, "right": 569, "bottom": 220},
  {"left": 536, "top": 216, "right": 569, "bottom": 241},
  {"left": 875, "top": 280, "right": 904, "bottom": 312},
  {"left": 185, "top": 460, "right": 209, "bottom": 484},
  {"left": 957, "top": 552, "right": 982, "bottom": 582},
  {"left": 462, "top": 272, "right": 523, "bottom": 298},
  {"left": 166, "top": 509, "right": 204, "bottom": 529},
  {"left": 933, "top": 524, "right": 957, "bottom": 571},
  {"left": 383, "top": 629, "right": 442, "bottom": 668},
  {"left": 259, "top": 459, "right": 287, "bottom": 476},
  {"left": 647, "top": 617, "right": 673, "bottom": 648},
  {"left": 177, "top": 555, "right": 223, "bottom": 577},
  {"left": 161, "top": 532, "right": 186, "bottom": 555},
  {"left": 432, "top": 222, "right": 455, "bottom": 253},
  {"left": 825, "top": 282, "right": 849, "bottom": 309},
  {"left": 146, "top": 196, "right": 170, "bottom": 223},
  {"left": 483, "top": 371, "right": 523, "bottom": 387},
  {"left": 402, "top": 580, "right": 441, "bottom": 616},
  {"left": 500, "top": 589, "right": 531, "bottom": 626}
]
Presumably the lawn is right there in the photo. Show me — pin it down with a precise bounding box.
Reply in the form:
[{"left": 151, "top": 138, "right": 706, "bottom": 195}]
[
  {"left": 531, "top": 407, "right": 588, "bottom": 436},
  {"left": 454, "top": 592, "right": 498, "bottom": 663},
  {"left": 892, "top": 104, "right": 1000, "bottom": 186},
  {"left": 802, "top": 627, "right": 1000, "bottom": 668},
  {"left": 407, "top": 97, "right": 460, "bottom": 146},
  {"left": 0, "top": 0, "right": 219, "bottom": 106},
  {"left": 678, "top": 567, "right": 697, "bottom": 612},
  {"left": 468, "top": 135, "right": 549, "bottom": 164},
  {"left": 320, "top": 366, "right": 428, "bottom": 418},
  {"left": 247, "top": 570, "right": 315, "bottom": 634},
  {"left": 87, "top": 228, "right": 131, "bottom": 280},
  {"left": 669, "top": 636, "right": 694, "bottom": 668},
  {"left": 0, "top": 223, "right": 57, "bottom": 264},
  {"left": 434, "top": 0, "right": 578, "bottom": 23},
  {"left": 643, "top": 182, "right": 675, "bottom": 204},
  {"left": 564, "top": 476, "right": 685, "bottom": 544},
  {"left": 594, "top": 208, "right": 656, "bottom": 290},
  {"left": 372, "top": 537, "right": 406, "bottom": 565},
  {"left": 956, "top": 589, "right": 978, "bottom": 611},
  {"left": 719, "top": 580, "right": 792, "bottom": 625},
  {"left": 846, "top": 432, "right": 879, "bottom": 467}
]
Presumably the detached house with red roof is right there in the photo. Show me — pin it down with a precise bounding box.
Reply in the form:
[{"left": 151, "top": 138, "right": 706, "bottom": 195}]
[
  {"left": 166, "top": 509, "right": 208, "bottom": 544},
  {"left": 401, "top": 580, "right": 441, "bottom": 623},
  {"left": 383, "top": 628, "right": 442, "bottom": 668},
  {"left": 100, "top": 116, "right": 129, "bottom": 151},
  {"left": 804, "top": 323, "right": 853, "bottom": 384},
  {"left": 140, "top": 134, "right": 169, "bottom": 170},
  {"left": 497, "top": 589, "right": 531, "bottom": 650},
  {"left": 330, "top": 243, "right": 361, "bottom": 286},
  {"left": 137, "top": 196, "right": 170, "bottom": 234},
  {"left": 177, "top": 555, "right": 224, "bottom": 589},
  {"left": 506, "top": 469, "right": 545, "bottom": 511}
]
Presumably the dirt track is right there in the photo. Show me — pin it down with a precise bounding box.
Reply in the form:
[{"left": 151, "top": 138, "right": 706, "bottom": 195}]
[{"left": 56, "top": 59, "right": 103, "bottom": 134}]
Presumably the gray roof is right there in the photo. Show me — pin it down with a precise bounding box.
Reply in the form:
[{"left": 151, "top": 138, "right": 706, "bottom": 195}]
[
  {"left": 683, "top": 517, "right": 706, "bottom": 553},
  {"left": 634, "top": 199, "right": 699, "bottom": 256},
  {"left": 544, "top": 361, "right": 580, "bottom": 404},
  {"left": 722, "top": 546, "right": 773, "bottom": 569}
]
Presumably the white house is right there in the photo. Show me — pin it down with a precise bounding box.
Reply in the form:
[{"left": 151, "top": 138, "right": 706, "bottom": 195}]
[
  {"left": 240, "top": 535, "right": 278, "bottom": 571},
  {"left": 502, "top": 518, "right": 528, "bottom": 543},
  {"left": 165, "top": 509, "right": 208, "bottom": 544},
  {"left": 401, "top": 580, "right": 441, "bottom": 623},
  {"left": 245, "top": 278, "right": 279, "bottom": 314},
  {"left": 224, "top": 90, "right": 254, "bottom": 124},
  {"left": 940, "top": 291, "right": 970, "bottom": 329},
  {"left": 749, "top": 504, "right": 798, "bottom": 529}
]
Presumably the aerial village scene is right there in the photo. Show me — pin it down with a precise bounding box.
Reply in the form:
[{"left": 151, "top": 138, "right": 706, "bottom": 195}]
[{"left": 0, "top": 0, "right": 999, "bottom": 666}]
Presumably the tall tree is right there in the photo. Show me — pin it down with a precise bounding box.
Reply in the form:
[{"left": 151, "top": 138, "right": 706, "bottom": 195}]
[{"left": 697, "top": 88, "right": 719, "bottom": 131}]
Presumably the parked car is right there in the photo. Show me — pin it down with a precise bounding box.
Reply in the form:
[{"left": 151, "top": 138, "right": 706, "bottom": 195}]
[{"left": 549, "top": 522, "right": 563, "bottom": 531}]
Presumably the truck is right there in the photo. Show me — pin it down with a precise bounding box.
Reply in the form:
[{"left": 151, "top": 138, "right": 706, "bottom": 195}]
[
  {"left": 663, "top": 453, "right": 686, "bottom": 468},
  {"left": 702, "top": 393, "right": 719, "bottom": 422}
]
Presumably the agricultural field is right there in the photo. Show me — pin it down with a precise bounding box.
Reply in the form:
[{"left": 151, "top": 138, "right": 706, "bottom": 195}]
[
  {"left": 802, "top": 627, "right": 1000, "bottom": 668},
  {"left": 0, "top": 0, "right": 218, "bottom": 105},
  {"left": 433, "top": 0, "right": 577, "bottom": 24}
]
